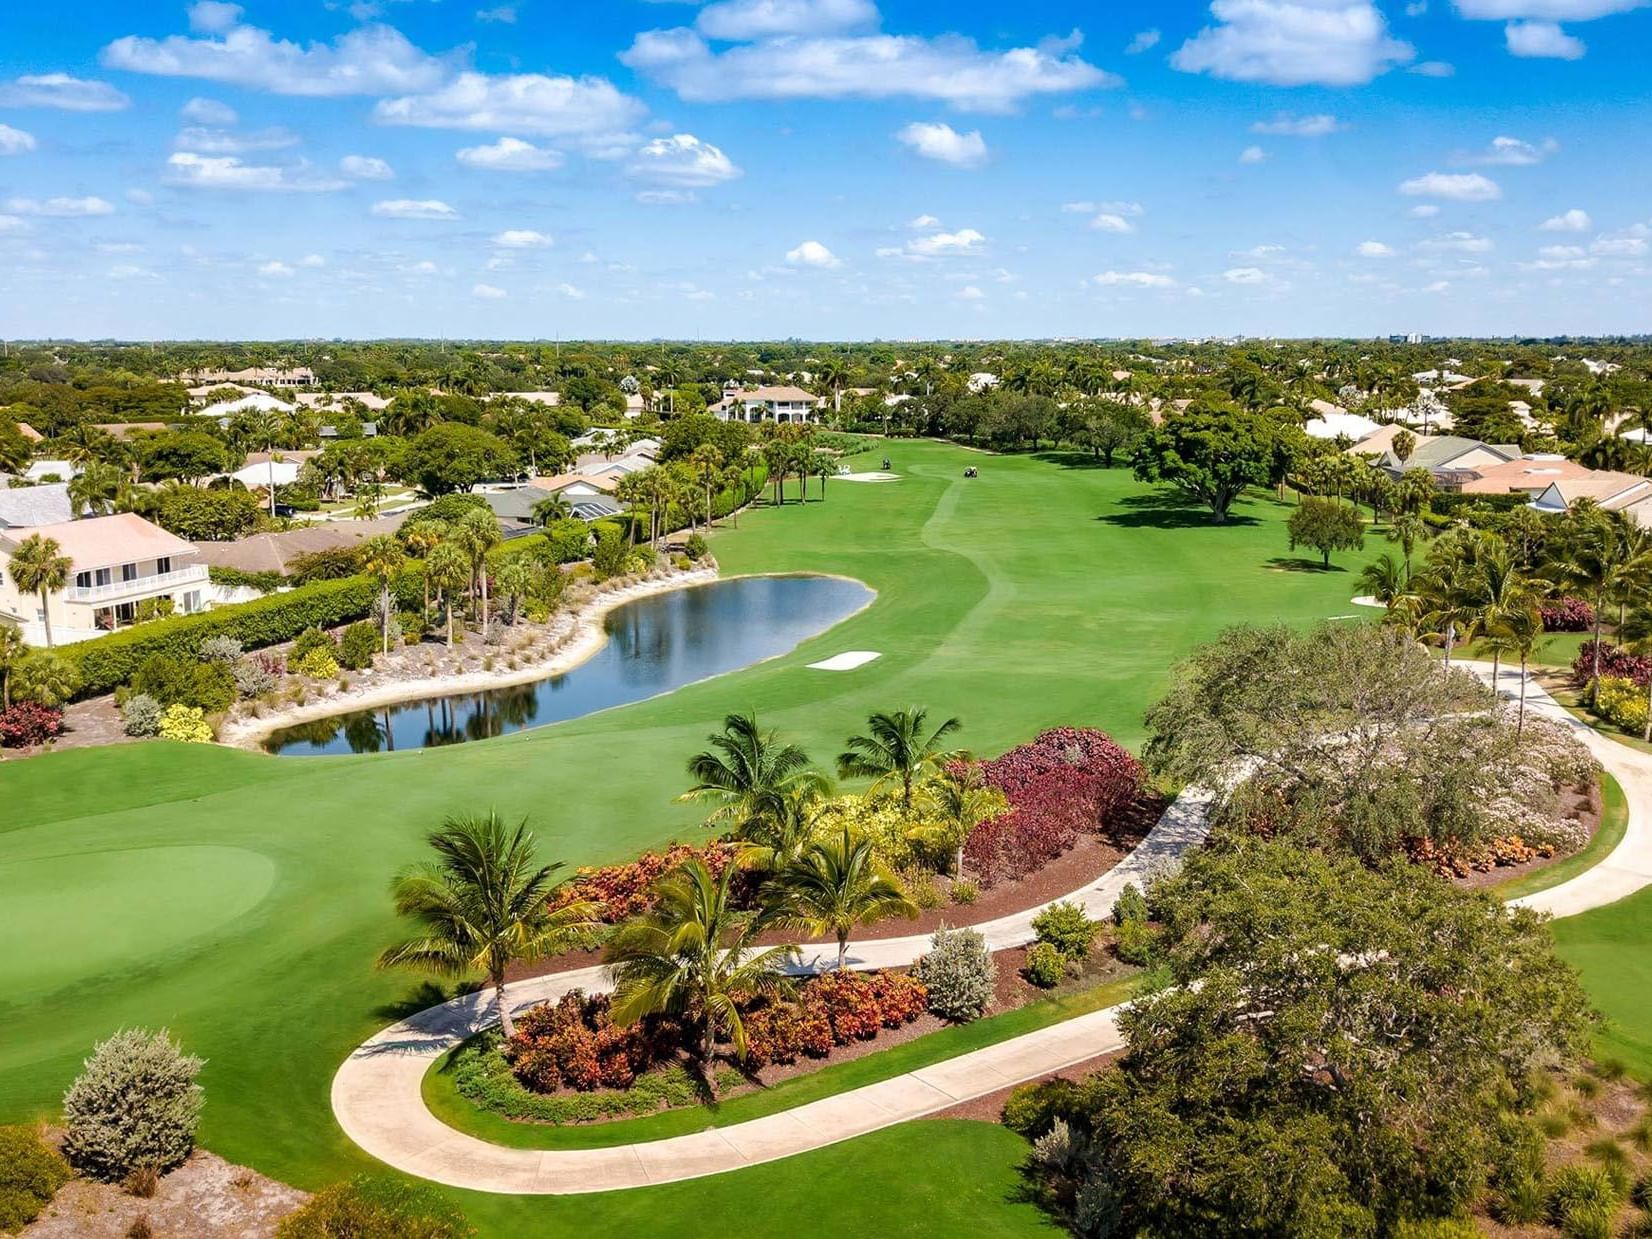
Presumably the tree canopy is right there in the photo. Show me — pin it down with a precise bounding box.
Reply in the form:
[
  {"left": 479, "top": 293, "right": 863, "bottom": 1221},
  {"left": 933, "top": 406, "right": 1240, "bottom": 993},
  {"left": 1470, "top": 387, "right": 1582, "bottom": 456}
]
[{"left": 1131, "top": 408, "right": 1278, "bottom": 523}]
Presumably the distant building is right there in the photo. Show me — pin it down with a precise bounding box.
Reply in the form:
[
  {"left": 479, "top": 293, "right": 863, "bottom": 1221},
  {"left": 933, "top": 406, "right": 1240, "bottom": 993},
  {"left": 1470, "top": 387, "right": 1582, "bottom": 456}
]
[
  {"left": 709, "top": 385, "right": 824, "bottom": 425},
  {"left": 0, "top": 483, "right": 74, "bottom": 529},
  {"left": 183, "top": 366, "right": 316, "bottom": 388}
]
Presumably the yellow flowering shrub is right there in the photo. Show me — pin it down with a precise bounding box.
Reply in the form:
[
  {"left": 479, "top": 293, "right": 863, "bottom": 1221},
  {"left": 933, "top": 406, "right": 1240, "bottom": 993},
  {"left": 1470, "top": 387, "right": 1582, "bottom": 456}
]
[{"left": 157, "top": 704, "right": 214, "bottom": 744}]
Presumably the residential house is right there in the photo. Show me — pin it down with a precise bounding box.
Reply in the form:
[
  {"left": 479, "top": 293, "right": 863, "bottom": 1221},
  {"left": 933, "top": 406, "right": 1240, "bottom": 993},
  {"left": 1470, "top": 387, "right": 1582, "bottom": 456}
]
[
  {"left": 526, "top": 471, "right": 620, "bottom": 501},
  {"left": 1363, "top": 433, "right": 1520, "bottom": 488},
  {"left": 194, "top": 391, "right": 294, "bottom": 421},
  {"left": 183, "top": 366, "right": 316, "bottom": 388},
  {"left": 187, "top": 516, "right": 410, "bottom": 576},
  {"left": 709, "top": 385, "right": 824, "bottom": 425},
  {"left": 295, "top": 391, "right": 392, "bottom": 413},
  {"left": 1304, "top": 410, "right": 1382, "bottom": 442},
  {"left": 0, "top": 483, "right": 74, "bottom": 529},
  {"left": 0, "top": 513, "right": 207, "bottom": 645},
  {"left": 1529, "top": 472, "right": 1652, "bottom": 521}
]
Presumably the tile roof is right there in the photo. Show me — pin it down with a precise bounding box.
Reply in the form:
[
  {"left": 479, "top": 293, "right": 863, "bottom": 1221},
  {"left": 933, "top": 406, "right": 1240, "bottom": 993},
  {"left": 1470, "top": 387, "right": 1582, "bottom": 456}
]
[
  {"left": 0, "top": 513, "right": 196, "bottom": 572},
  {"left": 0, "top": 483, "right": 74, "bottom": 528}
]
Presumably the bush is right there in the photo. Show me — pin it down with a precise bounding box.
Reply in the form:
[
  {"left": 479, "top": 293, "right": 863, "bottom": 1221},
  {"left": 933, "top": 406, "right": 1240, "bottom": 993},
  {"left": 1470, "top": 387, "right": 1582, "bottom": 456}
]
[
  {"left": 197, "top": 635, "right": 243, "bottom": 666},
  {"left": 0, "top": 1124, "right": 72, "bottom": 1233},
  {"left": 549, "top": 844, "right": 735, "bottom": 923},
  {"left": 120, "top": 693, "right": 163, "bottom": 737},
  {"left": 232, "top": 655, "right": 278, "bottom": 699},
  {"left": 684, "top": 532, "right": 709, "bottom": 560},
  {"left": 291, "top": 626, "right": 335, "bottom": 661},
  {"left": 1490, "top": 1116, "right": 1548, "bottom": 1224},
  {"left": 1542, "top": 597, "right": 1595, "bottom": 632},
  {"left": 742, "top": 971, "right": 927, "bottom": 1068},
  {"left": 275, "top": 1175, "right": 472, "bottom": 1239},
  {"left": 1001, "top": 1077, "right": 1085, "bottom": 1139},
  {"left": 157, "top": 704, "right": 213, "bottom": 743},
  {"left": 1595, "top": 676, "right": 1648, "bottom": 732},
  {"left": 338, "top": 621, "right": 379, "bottom": 671},
  {"left": 950, "top": 878, "right": 979, "bottom": 905},
  {"left": 1113, "top": 918, "right": 1155, "bottom": 966},
  {"left": 914, "top": 927, "right": 994, "bottom": 1023},
  {"left": 1023, "top": 941, "right": 1066, "bottom": 988},
  {"left": 207, "top": 566, "right": 283, "bottom": 594},
  {"left": 1546, "top": 1164, "right": 1623, "bottom": 1239},
  {"left": 1113, "top": 883, "right": 1149, "bottom": 927},
  {"left": 294, "top": 647, "right": 341, "bottom": 679},
  {"left": 130, "top": 654, "right": 236, "bottom": 714},
  {"left": 504, "top": 992, "right": 665, "bottom": 1094},
  {"left": 1033, "top": 901, "right": 1097, "bottom": 961},
  {"left": 0, "top": 702, "right": 65, "bottom": 748},
  {"left": 11, "top": 650, "right": 80, "bottom": 707},
  {"left": 1574, "top": 641, "right": 1652, "bottom": 690},
  {"left": 61, "top": 576, "right": 376, "bottom": 698},
  {"left": 61, "top": 1028, "right": 203, "bottom": 1182},
  {"left": 591, "top": 527, "right": 629, "bottom": 580}
]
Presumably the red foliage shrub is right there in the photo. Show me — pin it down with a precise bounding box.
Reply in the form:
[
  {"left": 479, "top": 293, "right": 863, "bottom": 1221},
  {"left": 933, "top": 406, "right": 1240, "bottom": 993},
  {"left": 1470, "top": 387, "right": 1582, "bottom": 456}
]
[
  {"left": 866, "top": 970, "right": 929, "bottom": 1027},
  {"left": 548, "top": 843, "right": 736, "bottom": 923},
  {"left": 966, "top": 728, "right": 1144, "bottom": 886},
  {"left": 1540, "top": 597, "right": 1595, "bottom": 633},
  {"left": 740, "top": 971, "right": 928, "bottom": 1068},
  {"left": 504, "top": 991, "right": 667, "bottom": 1093},
  {"left": 1574, "top": 641, "right": 1652, "bottom": 689},
  {"left": 0, "top": 702, "right": 65, "bottom": 748}
]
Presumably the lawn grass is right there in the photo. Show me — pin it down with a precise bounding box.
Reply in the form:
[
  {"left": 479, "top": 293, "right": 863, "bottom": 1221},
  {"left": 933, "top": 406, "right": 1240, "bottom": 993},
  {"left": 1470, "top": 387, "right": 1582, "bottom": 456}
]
[
  {"left": 1494, "top": 771, "right": 1628, "bottom": 901},
  {"left": 0, "top": 442, "right": 1392, "bottom": 1233},
  {"left": 1553, "top": 890, "right": 1652, "bottom": 1078},
  {"left": 423, "top": 974, "right": 1144, "bottom": 1150}
]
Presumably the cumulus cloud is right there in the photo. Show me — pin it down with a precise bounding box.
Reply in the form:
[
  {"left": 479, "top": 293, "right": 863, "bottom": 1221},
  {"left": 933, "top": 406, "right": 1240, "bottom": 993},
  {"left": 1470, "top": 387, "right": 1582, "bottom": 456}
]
[
  {"left": 956, "top": 285, "right": 985, "bottom": 300},
  {"left": 1224, "top": 266, "right": 1268, "bottom": 283},
  {"left": 340, "top": 154, "right": 394, "bottom": 179},
  {"left": 1239, "top": 145, "right": 1267, "bottom": 163},
  {"left": 103, "top": 18, "right": 453, "bottom": 97},
  {"left": 1408, "top": 203, "right": 1441, "bottom": 218},
  {"left": 492, "top": 228, "right": 551, "bottom": 248},
  {"left": 1420, "top": 230, "right": 1494, "bottom": 252},
  {"left": 1467, "top": 134, "right": 1560, "bottom": 165},
  {"left": 455, "top": 136, "right": 565, "bottom": 171},
  {"left": 173, "top": 125, "right": 300, "bottom": 154},
  {"left": 166, "top": 151, "right": 345, "bottom": 192},
  {"left": 1541, "top": 207, "right": 1592, "bottom": 231},
  {"left": 1250, "top": 112, "right": 1342, "bottom": 136},
  {"left": 626, "top": 133, "right": 742, "bottom": 187},
  {"left": 1172, "top": 0, "right": 1413, "bottom": 86},
  {"left": 1126, "top": 28, "right": 1162, "bottom": 53},
  {"left": 895, "top": 121, "right": 988, "bottom": 167},
  {"left": 0, "top": 125, "right": 37, "bottom": 156},
  {"left": 906, "top": 227, "right": 986, "bottom": 256},
  {"left": 908, "top": 213, "right": 941, "bottom": 228},
  {"left": 1593, "top": 233, "right": 1649, "bottom": 258},
  {"left": 621, "top": 26, "right": 1117, "bottom": 112},
  {"left": 6, "top": 195, "right": 115, "bottom": 216},
  {"left": 180, "top": 96, "right": 236, "bottom": 125},
  {"left": 374, "top": 71, "right": 646, "bottom": 138},
  {"left": 696, "top": 0, "right": 879, "bottom": 39},
  {"left": 1356, "top": 240, "right": 1395, "bottom": 256},
  {"left": 0, "top": 72, "right": 131, "bottom": 111},
  {"left": 476, "top": 5, "right": 517, "bottom": 21},
  {"left": 1505, "top": 20, "right": 1587, "bottom": 56},
  {"left": 1398, "top": 171, "right": 1502, "bottom": 201},
  {"left": 472, "top": 282, "right": 507, "bottom": 298},
  {"left": 1092, "top": 270, "right": 1175, "bottom": 288},
  {"left": 1091, "top": 213, "right": 1136, "bottom": 233},
  {"left": 258, "top": 259, "right": 294, "bottom": 277},
  {"left": 372, "top": 198, "right": 460, "bottom": 219},
  {"left": 785, "top": 239, "right": 842, "bottom": 267}
]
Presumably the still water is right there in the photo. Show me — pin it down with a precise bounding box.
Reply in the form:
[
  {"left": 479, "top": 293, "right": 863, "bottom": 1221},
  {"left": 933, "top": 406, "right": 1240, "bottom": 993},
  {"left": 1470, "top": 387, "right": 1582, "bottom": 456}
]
[{"left": 263, "top": 574, "right": 872, "bottom": 756}]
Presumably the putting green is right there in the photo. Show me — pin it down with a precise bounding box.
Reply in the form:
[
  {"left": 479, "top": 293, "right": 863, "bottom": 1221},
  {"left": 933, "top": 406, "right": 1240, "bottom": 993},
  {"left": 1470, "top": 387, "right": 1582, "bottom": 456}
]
[{"left": 1, "top": 846, "right": 277, "bottom": 1001}]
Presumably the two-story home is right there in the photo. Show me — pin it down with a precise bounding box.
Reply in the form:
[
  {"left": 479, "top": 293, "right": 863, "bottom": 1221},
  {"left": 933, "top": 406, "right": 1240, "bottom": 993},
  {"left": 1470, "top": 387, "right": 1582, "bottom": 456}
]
[
  {"left": 0, "top": 513, "right": 208, "bottom": 645},
  {"left": 710, "top": 385, "right": 824, "bottom": 425}
]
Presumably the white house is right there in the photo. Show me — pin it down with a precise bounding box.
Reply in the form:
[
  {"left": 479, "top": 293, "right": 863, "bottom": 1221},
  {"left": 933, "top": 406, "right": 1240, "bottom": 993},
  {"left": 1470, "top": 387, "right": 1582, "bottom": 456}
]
[
  {"left": 1304, "top": 410, "right": 1383, "bottom": 442},
  {"left": 183, "top": 366, "right": 315, "bottom": 388},
  {"left": 0, "top": 513, "right": 207, "bottom": 645},
  {"left": 710, "top": 385, "right": 824, "bottom": 425},
  {"left": 195, "top": 391, "right": 294, "bottom": 420}
]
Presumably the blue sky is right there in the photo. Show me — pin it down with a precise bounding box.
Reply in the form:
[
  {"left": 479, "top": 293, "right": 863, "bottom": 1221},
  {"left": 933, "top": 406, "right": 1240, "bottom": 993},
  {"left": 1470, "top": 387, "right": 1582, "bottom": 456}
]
[{"left": 0, "top": 0, "right": 1649, "bottom": 340}]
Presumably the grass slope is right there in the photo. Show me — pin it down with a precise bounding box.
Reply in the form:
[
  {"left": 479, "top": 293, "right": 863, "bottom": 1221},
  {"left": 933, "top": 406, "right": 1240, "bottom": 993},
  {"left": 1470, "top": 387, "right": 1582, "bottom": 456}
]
[{"left": 0, "top": 442, "right": 1374, "bottom": 1232}]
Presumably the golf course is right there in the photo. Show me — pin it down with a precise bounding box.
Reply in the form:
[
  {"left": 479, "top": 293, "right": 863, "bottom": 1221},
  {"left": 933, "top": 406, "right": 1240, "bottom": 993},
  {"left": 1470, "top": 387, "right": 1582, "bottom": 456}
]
[{"left": 5, "top": 438, "right": 1647, "bottom": 1236}]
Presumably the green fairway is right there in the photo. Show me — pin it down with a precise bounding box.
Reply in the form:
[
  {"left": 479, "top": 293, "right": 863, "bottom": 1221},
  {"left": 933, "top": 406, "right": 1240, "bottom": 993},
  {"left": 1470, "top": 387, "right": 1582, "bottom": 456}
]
[
  {"left": 0, "top": 441, "right": 1385, "bottom": 1232},
  {"left": 1553, "top": 889, "right": 1652, "bottom": 1077}
]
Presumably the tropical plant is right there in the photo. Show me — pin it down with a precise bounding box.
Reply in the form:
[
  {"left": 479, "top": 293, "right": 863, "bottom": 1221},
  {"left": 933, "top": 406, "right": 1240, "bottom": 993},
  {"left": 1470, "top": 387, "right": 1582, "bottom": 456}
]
[
  {"left": 1548, "top": 513, "right": 1652, "bottom": 703},
  {"left": 605, "top": 858, "right": 796, "bottom": 1067},
  {"left": 680, "top": 711, "right": 828, "bottom": 837},
  {"left": 11, "top": 649, "right": 80, "bottom": 708},
  {"left": 773, "top": 824, "right": 918, "bottom": 969},
  {"left": 913, "top": 927, "right": 994, "bottom": 1023},
  {"left": 5, "top": 534, "right": 72, "bottom": 647},
  {"left": 358, "top": 534, "right": 407, "bottom": 655},
  {"left": 530, "top": 493, "right": 571, "bottom": 527},
  {"left": 1616, "top": 605, "right": 1652, "bottom": 742},
  {"left": 61, "top": 1028, "right": 204, "bottom": 1182},
  {"left": 1358, "top": 552, "right": 1408, "bottom": 606},
  {"left": 837, "top": 707, "right": 963, "bottom": 812},
  {"left": 377, "top": 813, "right": 598, "bottom": 1038},
  {"left": 454, "top": 508, "right": 501, "bottom": 638},
  {"left": 424, "top": 541, "right": 471, "bottom": 648},
  {"left": 0, "top": 624, "right": 22, "bottom": 710},
  {"left": 911, "top": 764, "right": 1007, "bottom": 878}
]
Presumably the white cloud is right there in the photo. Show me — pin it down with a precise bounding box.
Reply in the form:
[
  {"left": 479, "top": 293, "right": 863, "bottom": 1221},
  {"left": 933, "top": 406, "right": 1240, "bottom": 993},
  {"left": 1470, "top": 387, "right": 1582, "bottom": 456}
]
[
  {"left": 299, "top": 253, "right": 326, "bottom": 267},
  {"left": 1091, "top": 213, "right": 1136, "bottom": 234},
  {"left": 1538, "top": 244, "right": 1587, "bottom": 259},
  {"left": 627, "top": 133, "right": 742, "bottom": 187},
  {"left": 476, "top": 5, "right": 517, "bottom": 22},
  {"left": 956, "top": 284, "right": 985, "bottom": 300},
  {"left": 0, "top": 125, "right": 36, "bottom": 156},
  {"left": 333, "top": 154, "right": 391, "bottom": 181},
  {"left": 1421, "top": 230, "right": 1494, "bottom": 252},
  {"left": 1093, "top": 270, "right": 1176, "bottom": 288},
  {"left": 5, "top": 195, "right": 115, "bottom": 217},
  {"left": 455, "top": 136, "right": 565, "bottom": 171},
  {"left": 1356, "top": 240, "right": 1395, "bottom": 257},
  {"left": 1454, "top": 0, "right": 1648, "bottom": 15},
  {"left": 895, "top": 121, "right": 988, "bottom": 168},
  {"left": 636, "top": 189, "right": 696, "bottom": 205},
  {"left": 696, "top": 0, "right": 879, "bottom": 39},
  {"left": 1126, "top": 29, "right": 1162, "bottom": 53},
  {"left": 372, "top": 198, "right": 460, "bottom": 219},
  {"left": 258, "top": 259, "right": 294, "bottom": 277},
  {"left": 0, "top": 215, "right": 28, "bottom": 233},
  {"left": 492, "top": 228, "right": 551, "bottom": 248},
  {"left": 0, "top": 73, "right": 130, "bottom": 112},
  {"left": 1398, "top": 171, "right": 1502, "bottom": 201},
  {"left": 374, "top": 71, "right": 646, "bottom": 137},
  {"left": 472, "top": 282, "right": 507, "bottom": 299},
  {"left": 173, "top": 125, "right": 300, "bottom": 154},
  {"left": 1468, "top": 134, "right": 1560, "bottom": 165},
  {"left": 190, "top": 2, "right": 244, "bottom": 34},
  {"left": 1541, "top": 207, "right": 1592, "bottom": 231},
  {"left": 1410, "top": 59, "right": 1456, "bottom": 75},
  {"left": 1408, "top": 203, "right": 1441, "bottom": 218},
  {"left": 180, "top": 96, "right": 236, "bottom": 125},
  {"left": 1504, "top": 20, "right": 1587, "bottom": 56},
  {"left": 786, "top": 239, "right": 842, "bottom": 267},
  {"left": 1224, "top": 266, "right": 1268, "bottom": 284},
  {"left": 103, "top": 19, "right": 452, "bottom": 97},
  {"left": 908, "top": 213, "right": 940, "bottom": 228},
  {"left": 1172, "top": 0, "right": 1413, "bottom": 86},
  {"left": 1593, "top": 233, "right": 1649, "bottom": 258},
  {"left": 1424, "top": 280, "right": 1452, "bottom": 293},
  {"left": 553, "top": 282, "right": 585, "bottom": 299},
  {"left": 621, "top": 27, "right": 1117, "bottom": 112},
  {"left": 106, "top": 264, "right": 156, "bottom": 280},
  {"left": 1239, "top": 144, "right": 1267, "bottom": 164},
  {"left": 166, "top": 152, "right": 345, "bottom": 192},
  {"left": 1250, "top": 112, "right": 1342, "bottom": 136},
  {"left": 907, "top": 227, "right": 986, "bottom": 256}
]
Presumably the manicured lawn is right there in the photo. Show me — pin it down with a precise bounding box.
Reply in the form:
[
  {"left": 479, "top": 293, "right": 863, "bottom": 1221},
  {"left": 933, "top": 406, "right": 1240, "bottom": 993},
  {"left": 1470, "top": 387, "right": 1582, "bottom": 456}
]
[
  {"left": 0, "top": 442, "right": 1385, "bottom": 1233},
  {"left": 1553, "top": 889, "right": 1652, "bottom": 1077},
  {"left": 1494, "top": 771, "right": 1628, "bottom": 901},
  {"left": 424, "top": 975, "right": 1143, "bottom": 1150}
]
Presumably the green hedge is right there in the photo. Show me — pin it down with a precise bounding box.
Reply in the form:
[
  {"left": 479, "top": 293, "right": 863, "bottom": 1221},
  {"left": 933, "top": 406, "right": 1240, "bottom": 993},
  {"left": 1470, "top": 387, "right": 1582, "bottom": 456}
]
[{"left": 64, "top": 576, "right": 376, "bottom": 698}]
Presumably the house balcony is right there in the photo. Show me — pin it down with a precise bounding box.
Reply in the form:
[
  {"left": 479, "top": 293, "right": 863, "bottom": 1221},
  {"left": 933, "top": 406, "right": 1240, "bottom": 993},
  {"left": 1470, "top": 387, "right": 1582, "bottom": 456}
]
[{"left": 65, "top": 563, "right": 210, "bottom": 604}]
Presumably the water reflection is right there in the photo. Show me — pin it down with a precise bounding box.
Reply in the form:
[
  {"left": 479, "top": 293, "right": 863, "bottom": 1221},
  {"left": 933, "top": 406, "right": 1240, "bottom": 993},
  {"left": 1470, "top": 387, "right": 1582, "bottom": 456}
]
[{"left": 264, "top": 575, "right": 872, "bottom": 756}]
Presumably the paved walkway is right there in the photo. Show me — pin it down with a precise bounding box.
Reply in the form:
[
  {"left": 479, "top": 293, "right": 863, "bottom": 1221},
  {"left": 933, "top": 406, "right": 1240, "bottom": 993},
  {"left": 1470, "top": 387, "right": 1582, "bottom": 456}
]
[{"left": 332, "top": 671, "right": 1652, "bottom": 1193}]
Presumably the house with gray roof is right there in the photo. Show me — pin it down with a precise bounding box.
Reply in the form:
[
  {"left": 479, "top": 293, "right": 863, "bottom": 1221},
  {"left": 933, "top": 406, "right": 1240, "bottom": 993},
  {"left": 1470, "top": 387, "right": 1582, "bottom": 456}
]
[{"left": 0, "top": 483, "right": 74, "bottom": 529}]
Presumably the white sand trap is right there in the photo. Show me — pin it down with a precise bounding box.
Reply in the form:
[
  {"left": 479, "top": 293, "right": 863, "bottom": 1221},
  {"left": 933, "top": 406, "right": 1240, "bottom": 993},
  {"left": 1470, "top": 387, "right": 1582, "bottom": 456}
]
[
  {"left": 1350, "top": 595, "right": 1386, "bottom": 609},
  {"left": 837, "top": 472, "right": 900, "bottom": 482},
  {"left": 808, "top": 651, "right": 882, "bottom": 672}
]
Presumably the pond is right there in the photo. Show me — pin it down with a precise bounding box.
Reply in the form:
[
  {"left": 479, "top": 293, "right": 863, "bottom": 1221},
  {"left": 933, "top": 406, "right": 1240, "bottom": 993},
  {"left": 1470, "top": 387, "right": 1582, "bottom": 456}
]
[{"left": 262, "top": 574, "right": 874, "bottom": 756}]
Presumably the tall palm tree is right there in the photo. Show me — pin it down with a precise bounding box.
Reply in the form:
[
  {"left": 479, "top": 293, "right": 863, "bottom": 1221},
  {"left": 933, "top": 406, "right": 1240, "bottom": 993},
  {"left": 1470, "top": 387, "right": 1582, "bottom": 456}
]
[
  {"left": 455, "top": 508, "right": 501, "bottom": 639},
  {"left": 377, "top": 813, "right": 597, "bottom": 1039},
  {"left": 400, "top": 519, "right": 446, "bottom": 619},
  {"left": 1479, "top": 612, "right": 1541, "bottom": 738},
  {"left": 689, "top": 443, "right": 724, "bottom": 527},
  {"left": 735, "top": 782, "right": 829, "bottom": 875},
  {"left": 0, "top": 624, "right": 23, "bottom": 709},
  {"left": 68, "top": 461, "right": 127, "bottom": 517},
  {"left": 359, "top": 534, "right": 407, "bottom": 655},
  {"left": 910, "top": 764, "right": 1002, "bottom": 879},
  {"left": 837, "top": 707, "right": 963, "bottom": 813},
  {"left": 1616, "top": 605, "right": 1652, "bottom": 742},
  {"left": 1386, "top": 511, "right": 1427, "bottom": 581},
  {"left": 1463, "top": 539, "right": 1539, "bottom": 688},
  {"left": 680, "top": 711, "right": 827, "bottom": 836},
  {"left": 425, "top": 540, "right": 470, "bottom": 648},
  {"left": 1547, "top": 515, "right": 1652, "bottom": 704},
  {"left": 605, "top": 859, "right": 795, "bottom": 1067},
  {"left": 774, "top": 824, "right": 916, "bottom": 971},
  {"left": 5, "top": 534, "right": 72, "bottom": 648}
]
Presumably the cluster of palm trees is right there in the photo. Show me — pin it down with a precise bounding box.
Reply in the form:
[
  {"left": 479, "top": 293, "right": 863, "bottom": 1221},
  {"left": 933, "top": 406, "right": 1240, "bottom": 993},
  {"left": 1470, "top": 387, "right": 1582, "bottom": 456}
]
[{"left": 389, "top": 508, "right": 517, "bottom": 649}]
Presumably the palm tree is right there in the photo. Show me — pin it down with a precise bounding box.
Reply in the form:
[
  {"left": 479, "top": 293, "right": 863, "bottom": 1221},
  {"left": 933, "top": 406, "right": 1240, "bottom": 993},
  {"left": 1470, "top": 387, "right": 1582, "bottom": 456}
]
[
  {"left": 735, "top": 782, "right": 829, "bottom": 875},
  {"left": 5, "top": 534, "right": 72, "bottom": 648},
  {"left": 689, "top": 443, "right": 724, "bottom": 527},
  {"left": 837, "top": 707, "right": 963, "bottom": 813},
  {"left": 911, "top": 764, "right": 1002, "bottom": 879},
  {"left": 359, "top": 534, "right": 407, "bottom": 655},
  {"left": 1617, "top": 605, "right": 1652, "bottom": 742},
  {"left": 773, "top": 824, "right": 917, "bottom": 970},
  {"left": 1464, "top": 539, "right": 1538, "bottom": 688},
  {"left": 0, "top": 624, "right": 23, "bottom": 709},
  {"left": 605, "top": 859, "right": 795, "bottom": 1067},
  {"left": 425, "top": 540, "right": 470, "bottom": 648},
  {"left": 1386, "top": 511, "right": 1427, "bottom": 581},
  {"left": 455, "top": 508, "right": 501, "bottom": 639},
  {"left": 400, "top": 519, "right": 446, "bottom": 619},
  {"left": 1479, "top": 611, "right": 1541, "bottom": 738},
  {"left": 1547, "top": 515, "right": 1652, "bottom": 704},
  {"left": 680, "top": 711, "right": 828, "bottom": 836},
  {"left": 1357, "top": 553, "right": 1407, "bottom": 606},
  {"left": 377, "top": 813, "right": 597, "bottom": 1039},
  {"left": 531, "top": 493, "right": 571, "bottom": 527},
  {"left": 494, "top": 559, "right": 536, "bottom": 626},
  {"left": 68, "top": 461, "right": 126, "bottom": 516}
]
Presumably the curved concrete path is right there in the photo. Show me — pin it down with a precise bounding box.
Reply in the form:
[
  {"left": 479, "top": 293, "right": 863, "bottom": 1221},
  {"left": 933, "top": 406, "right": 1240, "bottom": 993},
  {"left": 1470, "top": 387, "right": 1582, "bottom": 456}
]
[{"left": 333, "top": 671, "right": 1652, "bottom": 1193}]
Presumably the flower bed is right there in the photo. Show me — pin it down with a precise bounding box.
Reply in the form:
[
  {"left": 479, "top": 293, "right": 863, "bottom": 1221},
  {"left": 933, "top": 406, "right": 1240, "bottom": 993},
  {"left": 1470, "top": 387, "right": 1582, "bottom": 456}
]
[
  {"left": 1573, "top": 640, "right": 1652, "bottom": 689},
  {"left": 1540, "top": 597, "right": 1595, "bottom": 632},
  {"left": 547, "top": 843, "right": 737, "bottom": 923}
]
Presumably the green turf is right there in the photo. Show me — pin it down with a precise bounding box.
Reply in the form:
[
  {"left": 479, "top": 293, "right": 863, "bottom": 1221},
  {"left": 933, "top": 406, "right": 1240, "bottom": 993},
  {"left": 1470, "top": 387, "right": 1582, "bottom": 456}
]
[
  {"left": 1493, "top": 772, "right": 1628, "bottom": 901},
  {"left": 424, "top": 975, "right": 1143, "bottom": 1150},
  {"left": 0, "top": 442, "right": 1388, "bottom": 1232},
  {"left": 1553, "top": 890, "right": 1652, "bottom": 1078}
]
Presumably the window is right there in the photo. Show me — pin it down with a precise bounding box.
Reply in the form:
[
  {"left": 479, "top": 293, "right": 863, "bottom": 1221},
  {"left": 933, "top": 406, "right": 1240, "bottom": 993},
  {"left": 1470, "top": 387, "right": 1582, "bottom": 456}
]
[
  {"left": 76, "top": 571, "right": 92, "bottom": 590},
  {"left": 121, "top": 563, "right": 138, "bottom": 582},
  {"left": 95, "top": 568, "right": 112, "bottom": 587},
  {"left": 157, "top": 556, "right": 171, "bottom": 575}
]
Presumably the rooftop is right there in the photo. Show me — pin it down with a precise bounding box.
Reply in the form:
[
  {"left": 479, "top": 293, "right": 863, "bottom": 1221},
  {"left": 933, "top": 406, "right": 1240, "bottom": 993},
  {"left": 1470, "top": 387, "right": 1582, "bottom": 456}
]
[{"left": 0, "top": 513, "right": 196, "bottom": 573}]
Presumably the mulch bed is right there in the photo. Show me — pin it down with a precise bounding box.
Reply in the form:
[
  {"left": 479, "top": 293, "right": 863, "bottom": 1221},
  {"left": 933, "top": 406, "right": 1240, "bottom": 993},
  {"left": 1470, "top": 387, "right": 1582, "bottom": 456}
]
[{"left": 1454, "top": 779, "right": 1602, "bottom": 892}]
